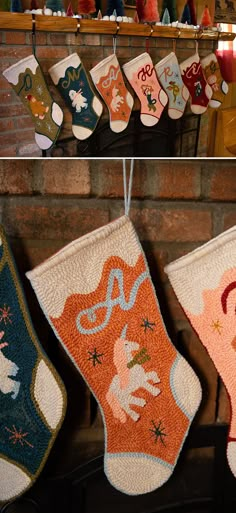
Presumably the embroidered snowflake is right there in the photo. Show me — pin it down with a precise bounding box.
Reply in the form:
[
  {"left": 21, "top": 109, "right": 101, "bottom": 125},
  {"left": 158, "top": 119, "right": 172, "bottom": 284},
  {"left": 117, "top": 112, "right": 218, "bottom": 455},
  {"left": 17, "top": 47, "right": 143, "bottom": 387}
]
[
  {"left": 5, "top": 425, "right": 34, "bottom": 448},
  {"left": 36, "top": 84, "right": 43, "bottom": 95},
  {"left": 88, "top": 348, "right": 104, "bottom": 366},
  {"left": 141, "top": 318, "right": 156, "bottom": 332},
  {"left": 0, "top": 304, "right": 13, "bottom": 325},
  {"left": 149, "top": 420, "right": 167, "bottom": 445},
  {"left": 46, "top": 123, "right": 53, "bottom": 132},
  {"left": 211, "top": 319, "right": 223, "bottom": 335}
]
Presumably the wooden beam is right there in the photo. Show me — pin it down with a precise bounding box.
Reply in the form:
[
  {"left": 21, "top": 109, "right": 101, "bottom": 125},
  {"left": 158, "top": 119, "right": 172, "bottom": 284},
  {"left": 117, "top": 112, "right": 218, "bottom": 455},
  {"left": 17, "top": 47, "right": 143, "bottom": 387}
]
[{"left": 0, "top": 12, "right": 235, "bottom": 40}]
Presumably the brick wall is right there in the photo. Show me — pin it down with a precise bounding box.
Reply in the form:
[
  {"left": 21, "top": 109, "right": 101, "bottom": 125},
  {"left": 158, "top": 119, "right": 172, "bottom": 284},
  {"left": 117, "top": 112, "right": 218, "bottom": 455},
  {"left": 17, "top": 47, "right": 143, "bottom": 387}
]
[
  {"left": 0, "top": 29, "right": 215, "bottom": 157},
  {"left": 0, "top": 158, "right": 235, "bottom": 462}
]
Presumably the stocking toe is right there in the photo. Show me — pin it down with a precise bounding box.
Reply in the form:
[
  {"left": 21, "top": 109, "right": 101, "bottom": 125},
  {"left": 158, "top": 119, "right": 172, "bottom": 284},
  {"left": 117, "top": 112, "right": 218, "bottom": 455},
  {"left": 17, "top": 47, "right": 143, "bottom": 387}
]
[
  {"left": 0, "top": 458, "right": 31, "bottom": 502},
  {"left": 105, "top": 453, "right": 173, "bottom": 495}
]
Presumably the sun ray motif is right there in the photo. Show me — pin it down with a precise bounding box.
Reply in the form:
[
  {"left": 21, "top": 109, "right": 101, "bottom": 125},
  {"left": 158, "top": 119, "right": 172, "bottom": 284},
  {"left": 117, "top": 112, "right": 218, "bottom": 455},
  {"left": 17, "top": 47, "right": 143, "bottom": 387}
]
[
  {"left": 0, "top": 304, "right": 13, "bottom": 325},
  {"left": 5, "top": 425, "right": 34, "bottom": 448}
]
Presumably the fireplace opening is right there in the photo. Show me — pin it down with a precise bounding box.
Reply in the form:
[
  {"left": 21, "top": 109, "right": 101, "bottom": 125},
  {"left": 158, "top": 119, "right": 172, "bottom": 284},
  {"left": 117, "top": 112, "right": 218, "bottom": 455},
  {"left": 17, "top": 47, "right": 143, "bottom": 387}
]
[{"left": 48, "top": 111, "right": 201, "bottom": 158}]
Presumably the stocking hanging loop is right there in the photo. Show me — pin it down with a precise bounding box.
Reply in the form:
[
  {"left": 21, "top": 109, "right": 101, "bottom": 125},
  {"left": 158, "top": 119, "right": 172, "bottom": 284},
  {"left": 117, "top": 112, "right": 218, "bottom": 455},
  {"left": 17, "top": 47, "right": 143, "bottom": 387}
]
[
  {"left": 123, "top": 159, "right": 134, "bottom": 216},
  {"left": 113, "top": 35, "right": 117, "bottom": 54},
  {"left": 172, "top": 38, "right": 176, "bottom": 54},
  {"left": 32, "top": 14, "right": 36, "bottom": 56}
]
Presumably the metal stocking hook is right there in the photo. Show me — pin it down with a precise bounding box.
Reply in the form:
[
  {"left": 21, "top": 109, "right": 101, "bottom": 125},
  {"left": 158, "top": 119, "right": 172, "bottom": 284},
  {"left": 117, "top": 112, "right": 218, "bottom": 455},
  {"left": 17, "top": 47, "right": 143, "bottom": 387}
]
[{"left": 113, "top": 23, "right": 120, "bottom": 54}]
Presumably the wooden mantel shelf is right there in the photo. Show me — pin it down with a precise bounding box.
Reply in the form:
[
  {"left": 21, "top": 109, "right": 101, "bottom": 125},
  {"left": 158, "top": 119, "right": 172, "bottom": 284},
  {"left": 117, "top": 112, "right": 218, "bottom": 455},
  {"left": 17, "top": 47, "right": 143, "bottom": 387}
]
[{"left": 0, "top": 12, "right": 235, "bottom": 40}]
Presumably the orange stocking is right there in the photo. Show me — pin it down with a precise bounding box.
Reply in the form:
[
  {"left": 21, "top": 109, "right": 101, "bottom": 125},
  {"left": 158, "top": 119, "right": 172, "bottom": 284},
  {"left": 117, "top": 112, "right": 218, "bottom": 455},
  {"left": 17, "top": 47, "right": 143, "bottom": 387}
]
[{"left": 27, "top": 215, "right": 201, "bottom": 495}]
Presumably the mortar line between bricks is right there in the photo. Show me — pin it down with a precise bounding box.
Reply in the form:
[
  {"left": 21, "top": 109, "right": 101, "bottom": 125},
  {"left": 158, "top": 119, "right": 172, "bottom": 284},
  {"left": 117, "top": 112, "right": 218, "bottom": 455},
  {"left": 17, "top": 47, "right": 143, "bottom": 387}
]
[{"left": 0, "top": 197, "right": 236, "bottom": 209}]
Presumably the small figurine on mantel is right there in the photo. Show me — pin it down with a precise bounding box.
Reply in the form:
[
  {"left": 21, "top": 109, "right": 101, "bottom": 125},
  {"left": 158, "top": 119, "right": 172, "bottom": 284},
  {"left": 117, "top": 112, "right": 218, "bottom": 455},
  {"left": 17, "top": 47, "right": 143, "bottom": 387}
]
[
  {"left": 11, "top": 0, "right": 23, "bottom": 12},
  {"left": 181, "top": 2, "right": 191, "bottom": 24},
  {"left": 161, "top": 0, "right": 177, "bottom": 22},
  {"left": 187, "top": 0, "right": 197, "bottom": 25},
  {"left": 78, "top": 0, "right": 96, "bottom": 16},
  {"left": 0, "top": 0, "right": 11, "bottom": 11},
  {"left": 136, "top": 0, "right": 160, "bottom": 22},
  {"left": 106, "top": 0, "right": 124, "bottom": 16},
  {"left": 45, "top": 0, "right": 65, "bottom": 14},
  {"left": 66, "top": 1, "right": 74, "bottom": 15},
  {"left": 161, "top": 7, "right": 170, "bottom": 23},
  {"left": 30, "top": 0, "right": 39, "bottom": 8},
  {"left": 200, "top": 4, "right": 213, "bottom": 26}
]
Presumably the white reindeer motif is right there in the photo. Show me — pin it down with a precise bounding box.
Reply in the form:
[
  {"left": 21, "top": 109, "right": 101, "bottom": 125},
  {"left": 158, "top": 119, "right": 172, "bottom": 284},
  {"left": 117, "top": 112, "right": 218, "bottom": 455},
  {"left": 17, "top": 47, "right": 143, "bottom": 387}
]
[
  {"left": 69, "top": 89, "right": 88, "bottom": 113},
  {"left": 0, "top": 331, "right": 20, "bottom": 399},
  {"left": 110, "top": 87, "right": 124, "bottom": 113},
  {"left": 106, "top": 326, "right": 160, "bottom": 423}
]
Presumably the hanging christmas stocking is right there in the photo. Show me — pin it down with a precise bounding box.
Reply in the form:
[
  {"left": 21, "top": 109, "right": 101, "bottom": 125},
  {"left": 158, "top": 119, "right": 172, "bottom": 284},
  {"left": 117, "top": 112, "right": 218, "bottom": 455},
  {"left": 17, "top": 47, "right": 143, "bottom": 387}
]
[
  {"left": 180, "top": 51, "right": 212, "bottom": 114},
  {"left": 90, "top": 54, "right": 134, "bottom": 133},
  {"left": 2, "top": 55, "right": 63, "bottom": 150},
  {"left": 0, "top": 227, "right": 67, "bottom": 503},
  {"left": 49, "top": 53, "right": 103, "bottom": 140},
  {"left": 155, "top": 52, "right": 190, "bottom": 119},
  {"left": 27, "top": 215, "right": 201, "bottom": 495},
  {"left": 201, "top": 52, "right": 229, "bottom": 108},
  {"left": 123, "top": 52, "right": 168, "bottom": 126},
  {"left": 165, "top": 226, "right": 236, "bottom": 479}
]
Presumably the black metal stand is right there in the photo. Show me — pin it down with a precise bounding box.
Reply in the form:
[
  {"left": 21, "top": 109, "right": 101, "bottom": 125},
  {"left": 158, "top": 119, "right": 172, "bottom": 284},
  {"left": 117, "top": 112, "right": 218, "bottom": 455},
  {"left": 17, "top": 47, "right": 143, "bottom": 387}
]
[{"left": 41, "top": 111, "right": 202, "bottom": 158}]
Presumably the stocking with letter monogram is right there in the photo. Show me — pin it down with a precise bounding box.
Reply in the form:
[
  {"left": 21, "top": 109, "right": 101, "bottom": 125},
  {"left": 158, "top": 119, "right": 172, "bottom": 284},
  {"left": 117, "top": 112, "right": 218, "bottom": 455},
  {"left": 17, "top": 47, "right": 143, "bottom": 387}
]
[
  {"left": 155, "top": 52, "right": 189, "bottom": 119},
  {"left": 201, "top": 52, "right": 229, "bottom": 109},
  {"left": 3, "top": 55, "right": 63, "bottom": 150},
  {"left": 27, "top": 161, "right": 201, "bottom": 496},
  {"left": 0, "top": 226, "right": 66, "bottom": 503},
  {"left": 123, "top": 52, "right": 168, "bottom": 126},
  {"left": 49, "top": 53, "right": 103, "bottom": 140},
  {"left": 165, "top": 226, "right": 236, "bottom": 479},
  {"left": 180, "top": 50, "right": 212, "bottom": 114},
  {"left": 90, "top": 53, "right": 134, "bottom": 133}
]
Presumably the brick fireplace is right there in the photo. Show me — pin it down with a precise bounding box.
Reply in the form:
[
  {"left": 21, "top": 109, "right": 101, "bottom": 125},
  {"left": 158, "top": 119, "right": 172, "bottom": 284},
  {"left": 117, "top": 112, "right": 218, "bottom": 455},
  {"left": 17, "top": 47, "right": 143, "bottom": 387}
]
[{"left": 0, "top": 26, "right": 215, "bottom": 157}]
